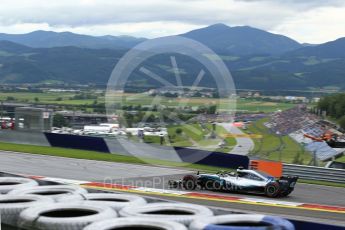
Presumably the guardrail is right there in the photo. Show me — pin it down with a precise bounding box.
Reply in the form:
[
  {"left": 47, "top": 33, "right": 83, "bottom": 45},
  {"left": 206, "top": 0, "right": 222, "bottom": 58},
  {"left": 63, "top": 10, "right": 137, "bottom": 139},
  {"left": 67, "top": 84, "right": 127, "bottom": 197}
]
[{"left": 283, "top": 163, "right": 345, "bottom": 183}]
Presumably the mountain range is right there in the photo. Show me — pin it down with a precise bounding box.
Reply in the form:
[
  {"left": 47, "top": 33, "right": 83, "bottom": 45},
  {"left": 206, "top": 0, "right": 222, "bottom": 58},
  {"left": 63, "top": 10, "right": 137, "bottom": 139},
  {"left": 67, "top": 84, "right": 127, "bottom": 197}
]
[
  {"left": 0, "top": 30, "right": 145, "bottom": 50},
  {"left": 0, "top": 24, "right": 344, "bottom": 90}
]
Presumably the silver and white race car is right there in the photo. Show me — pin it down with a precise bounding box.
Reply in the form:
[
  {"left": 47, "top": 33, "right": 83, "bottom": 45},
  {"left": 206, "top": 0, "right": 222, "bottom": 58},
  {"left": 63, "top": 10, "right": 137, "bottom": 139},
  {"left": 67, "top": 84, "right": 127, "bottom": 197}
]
[{"left": 168, "top": 168, "right": 298, "bottom": 198}]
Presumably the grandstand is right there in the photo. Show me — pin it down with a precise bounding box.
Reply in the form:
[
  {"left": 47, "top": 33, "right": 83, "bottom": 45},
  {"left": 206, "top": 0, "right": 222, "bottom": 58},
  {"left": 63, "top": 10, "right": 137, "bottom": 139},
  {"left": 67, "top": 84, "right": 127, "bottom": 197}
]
[
  {"left": 303, "top": 141, "right": 345, "bottom": 161},
  {"left": 266, "top": 106, "right": 345, "bottom": 161},
  {"left": 265, "top": 105, "right": 319, "bottom": 136}
]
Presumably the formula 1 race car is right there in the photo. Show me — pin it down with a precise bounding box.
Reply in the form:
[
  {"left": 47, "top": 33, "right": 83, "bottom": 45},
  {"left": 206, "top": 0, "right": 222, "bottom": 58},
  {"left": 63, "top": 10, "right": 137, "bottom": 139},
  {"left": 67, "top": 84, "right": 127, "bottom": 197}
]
[{"left": 168, "top": 168, "right": 298, "bottom": 198}]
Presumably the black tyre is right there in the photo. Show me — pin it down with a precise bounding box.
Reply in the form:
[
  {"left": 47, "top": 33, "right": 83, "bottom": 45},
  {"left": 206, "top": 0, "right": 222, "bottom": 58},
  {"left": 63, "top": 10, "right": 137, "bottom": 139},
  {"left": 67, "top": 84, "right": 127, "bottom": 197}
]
[
  {"left": 182, "top": 175, "right": 197, "bottom": 190},
  {"left": 212, "top": 180, "right": 224, "bottom": 191},
  {"left": 265, "top": 182, "right": 280, "bottom": 198}
]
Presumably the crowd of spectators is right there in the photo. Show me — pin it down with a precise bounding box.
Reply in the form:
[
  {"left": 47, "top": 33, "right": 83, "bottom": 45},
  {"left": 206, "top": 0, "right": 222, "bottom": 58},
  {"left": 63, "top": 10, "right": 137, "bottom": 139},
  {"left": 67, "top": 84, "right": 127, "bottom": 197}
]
[{"left": 265, "top": 106, "right": 319, "bottom": 136}]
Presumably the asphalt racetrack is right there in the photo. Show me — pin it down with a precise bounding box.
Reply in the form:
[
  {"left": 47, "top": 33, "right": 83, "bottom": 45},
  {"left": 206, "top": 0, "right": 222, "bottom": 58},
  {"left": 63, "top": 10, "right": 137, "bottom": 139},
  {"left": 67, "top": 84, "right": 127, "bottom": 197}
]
[{"left": 1, "top": 150, "right": 344, "bottom": 226}]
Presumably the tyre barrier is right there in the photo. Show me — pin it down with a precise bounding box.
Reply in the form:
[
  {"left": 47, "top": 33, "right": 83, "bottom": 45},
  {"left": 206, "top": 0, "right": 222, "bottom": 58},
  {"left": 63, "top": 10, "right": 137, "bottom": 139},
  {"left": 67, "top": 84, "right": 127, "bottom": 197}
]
[
  {"left": 84, "top": 217, "right": 188, "bottom": 230},
  {"left": 57, "top": 193, "right": 147, "bottom": 211},
  {"left": 119, "top": 202, "right": 214, "bottom": 225},
  {"left": 189, "top": 214, "right": 295, "bottom": 230},
  {"left": 8, "top": 185, "right": 88, "bottom": 200},
  {"left": 18, "top": 203, "right": 118, "bottom": 230},
  {"left": 0, "top": 195, "right": 54, "bottom": 227},
  {"left": 0, "top": 177, "right": 39, "bottom": 194},
  {"left": 1, "top": 174, "right": 339, "bottom": 230}
]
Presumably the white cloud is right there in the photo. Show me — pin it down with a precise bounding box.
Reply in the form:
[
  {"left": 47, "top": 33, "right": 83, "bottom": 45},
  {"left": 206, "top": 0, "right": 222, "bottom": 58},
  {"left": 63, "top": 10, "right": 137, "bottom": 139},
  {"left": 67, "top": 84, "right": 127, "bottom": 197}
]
[
  {"left": 0, "top": 0, "right": 344, "bottom": 43},
  {"left": 271, "top": 6, "right": 345, "bottom": 43}
]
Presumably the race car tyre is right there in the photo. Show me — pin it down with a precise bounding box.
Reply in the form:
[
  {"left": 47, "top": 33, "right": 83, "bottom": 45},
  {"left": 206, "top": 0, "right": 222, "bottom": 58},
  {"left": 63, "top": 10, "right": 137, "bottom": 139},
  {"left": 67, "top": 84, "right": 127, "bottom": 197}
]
[
  {"left": 182, "top": 175, "right": 197, "bottom": 190},
  {"left": 0, "top": 177, "right": 39, "bottom": 194},
  {"left": 119, "top": 202, "right": 214, "bottom": 225},
  {"left": 8, "top": 185, "right": 88, "bottom": 201},
  {"left": 213, "top": 180, "right": 224, "bottom": 191},
  {"left": 56, "top": 193, "right": 147, "bottom": 211},
  {"left": 0, "top": 195, "right": 54, "bottom": 227},
  {"left": 265, "top": 182, "right": 280, "bottom": 198},
  {"left": 189, "top": 214, "right": 295, "bottom": 230},
  {"left": 18, "top": 203, "right": 117, "bottom": 230},
  {"left": 84, "top": 217, "right": 188, "bottom": 230}
]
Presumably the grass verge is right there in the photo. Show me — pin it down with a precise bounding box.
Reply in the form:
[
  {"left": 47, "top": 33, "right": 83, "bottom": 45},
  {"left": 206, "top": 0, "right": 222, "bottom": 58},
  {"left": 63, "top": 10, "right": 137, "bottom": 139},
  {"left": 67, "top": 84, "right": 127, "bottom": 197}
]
[
  {"left": 334, "top": 154, "right": 345, "bottom": 163},
  {"left": 245, "top": 118, "right": 312, "bottom": 164},
  {"left": 0, "top": 141, "right": 226, "bottom": 173}
]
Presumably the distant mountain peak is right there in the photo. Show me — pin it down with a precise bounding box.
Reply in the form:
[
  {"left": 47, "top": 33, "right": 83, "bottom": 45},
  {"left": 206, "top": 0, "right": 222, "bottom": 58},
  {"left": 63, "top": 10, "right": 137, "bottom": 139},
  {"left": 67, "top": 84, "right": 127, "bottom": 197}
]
[
  {"left": 182, "top": 24, "right": 301, "bottom": 55},
  {"left": 207, "top": 23, "right": 231, "bottom": 28}
]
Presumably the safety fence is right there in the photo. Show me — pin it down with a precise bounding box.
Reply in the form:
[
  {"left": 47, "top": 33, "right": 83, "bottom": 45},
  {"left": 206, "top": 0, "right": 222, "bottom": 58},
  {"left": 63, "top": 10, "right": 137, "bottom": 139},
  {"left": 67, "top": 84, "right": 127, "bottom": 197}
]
[{"left": 283, "top": 163, "right": 345, "bottom": 183}]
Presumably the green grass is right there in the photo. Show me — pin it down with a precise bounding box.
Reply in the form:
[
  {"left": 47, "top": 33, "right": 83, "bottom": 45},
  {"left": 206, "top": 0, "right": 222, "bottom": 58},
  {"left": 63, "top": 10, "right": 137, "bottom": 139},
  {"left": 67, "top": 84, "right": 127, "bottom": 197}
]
[
  {"left": 0, "top": 92, "right": 74, "bottom": 102},
  {"left": 1, "top": 91, "right": 295, "bottom": 113},
  {"left": 234, "top": 98, "right": 295, "bottom": 113},
  {"left": 335, "top": 155, "right": 345, "bottom": 163},
  {"left": 245, "top": 118, "right": 312, "bottom": 164},
  {"left": 0, "top": 142, "right": 144, "bottom": 164},
  {"left": 0, "top": 141, "right": 226, "bottom": 173},
  {"left": 111, "top": 93, "right": 294, "bottom": 113},
  {"left": 143, "top": 136, "right": 162, "bottom": 144},
  {"left": 167, "top": 123, "right": 207, "bottom": 146},
  {"left": 167, "top": 123, "right": 236, "bottom": 152},
  {"left": 0, "top": 92, "right": 103, "bottom": 105},
  {"left": 198, "top": 139, "right": 220, "bottom": 147},
  {"left": 213, "top": 125, "right": 237, "bottom": 146}
]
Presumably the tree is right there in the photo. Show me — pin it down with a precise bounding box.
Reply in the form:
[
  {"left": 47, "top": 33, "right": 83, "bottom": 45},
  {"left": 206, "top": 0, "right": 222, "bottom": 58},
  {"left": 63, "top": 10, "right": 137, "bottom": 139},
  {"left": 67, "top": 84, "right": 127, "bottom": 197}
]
[
  {"left": 146, "top": 114, "right": 156, "bottom": 122},
  {"left": 318, "top": 93, "right": 345, "bottom": 119},
  {"left": 339, "top": 115, "right": 345, "bottom": 130},
  {"left": 6, "top": 96, "right": 16, "bottom": 101},
  {"left": 208, "top": 105, "right": 217, "bottom": 114},
  {"left": 53, "top": 114, "right": 68, "bottom": 128},
  {"left": 175, "top": 128, "right": 183, "bottom": 135},
  {"left": 34, "top": 97, "right": 40, "bottom": 103}
]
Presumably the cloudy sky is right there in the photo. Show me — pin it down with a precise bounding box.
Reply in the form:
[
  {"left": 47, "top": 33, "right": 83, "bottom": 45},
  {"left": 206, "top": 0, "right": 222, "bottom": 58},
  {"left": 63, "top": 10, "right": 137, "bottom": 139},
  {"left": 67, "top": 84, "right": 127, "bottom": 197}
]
[{"left": 0, "top": 0, "right": 345, "bottom": 43}]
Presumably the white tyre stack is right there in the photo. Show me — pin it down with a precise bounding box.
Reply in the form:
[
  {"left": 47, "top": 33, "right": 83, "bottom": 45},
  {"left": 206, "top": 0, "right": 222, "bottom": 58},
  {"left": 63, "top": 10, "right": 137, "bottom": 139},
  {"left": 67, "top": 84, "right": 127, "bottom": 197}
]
[
  {"left": 0, "top": 195, "right": 54, "bottom": 227},
  {"left": 57, "top": 193, "right": 147, "bottom": 211},
  {"left": 0, "top": 177, "right": 39, "bottom": 194},
  {"left": 84, "top": 217, "right": 188, "bottom": 230},
  {"left": 119, "top": 202, "right": 214, "bottom": 225},
  {"left": 189, "top": 214, "right": 295, "bottom": 230},
  {"left": 18, "top": 203, "right": 118, "bottom": 230},
  {"left": 8, "top": 185, "right": 88, "bottom": 201}
]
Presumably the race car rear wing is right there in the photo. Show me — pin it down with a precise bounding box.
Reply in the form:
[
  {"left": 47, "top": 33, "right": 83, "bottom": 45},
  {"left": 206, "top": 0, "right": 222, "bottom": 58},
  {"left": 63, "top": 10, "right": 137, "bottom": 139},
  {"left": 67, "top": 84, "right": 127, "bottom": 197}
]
[{"left": 278, "top": 175, "right": 298, "bottom": 187}]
